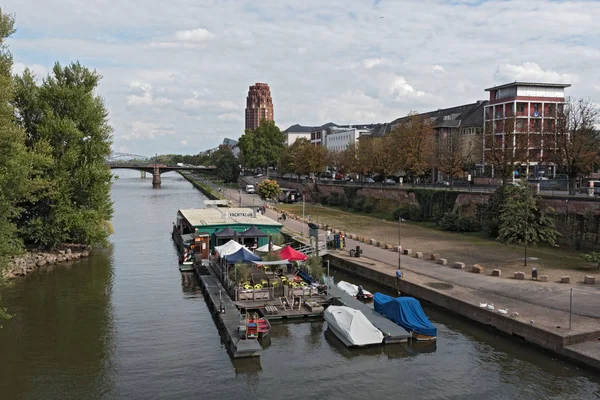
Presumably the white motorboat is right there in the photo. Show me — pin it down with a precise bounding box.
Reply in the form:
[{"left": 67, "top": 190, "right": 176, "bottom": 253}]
[
  {"left": 337, "top": 281, "right": 373, "bottom": 301},
  {"left": 324, "top": 306, "right": 384, "bottom": 347}
]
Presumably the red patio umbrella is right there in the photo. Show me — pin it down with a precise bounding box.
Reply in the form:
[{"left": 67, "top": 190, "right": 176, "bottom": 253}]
[{"left": 279, "top": 245, "right": 308, "bottom": 262}]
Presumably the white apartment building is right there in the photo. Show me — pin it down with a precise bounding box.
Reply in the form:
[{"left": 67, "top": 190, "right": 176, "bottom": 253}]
[{"left": 325, "top": 128, "right": 371, "bottom": 152}]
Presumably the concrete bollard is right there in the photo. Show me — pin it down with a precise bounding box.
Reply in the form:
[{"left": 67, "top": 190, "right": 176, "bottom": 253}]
[
  {"left": 452, "top": 262, "right": 465, "bottom": 269},
  {"left": 394, "top": 246, "right": 402, "bottom": 253},
  {"left": 472, "top": 264, "right": 484, "bottom": 274},
  {"left": 414, "top": 252, "right": 423, "bottom": 259},
  {"left": 403, "top": 249, "right": 412, "bottom": 256},
  {"left": 385, "top": 244, "right": 393, "bottom": 250},
  {"left": 560, "top": 276, "right": 571, "bottom": 284},
  {"left": 430, "top": 253, "right": 439, "bottom": 261},
  {"left": 491, "top": 269, "right": 501, "bottom": 277},
  {"left": 584, "top": 276, "right": 595, "bottom": 284},
  {"left": 438, "top": 258, "right": 448, "bottom": 266},
  {"left": 514, "top": 272, "right": 525, "bottom": 280},
  {"left": 369, "top": 238, "right": 376, "bottom": 245},
  {"left": 540, "top": 275, "right": 548, "bottom": 282}
]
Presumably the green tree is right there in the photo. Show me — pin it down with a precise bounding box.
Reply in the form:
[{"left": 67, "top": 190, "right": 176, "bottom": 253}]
[
  {"left": 582, "top": 252, "right": 600, "bottom": 270},
  {"left": 238, "top": 120, "right": 285, "bottom": 170},
  {"left": 392, "top": 113, "right": 435, "bottom": 180},
  {"left": 497, "top": 186, "right": 559, "bottom": 263},
  {"left": 435, "top": 131, "right": 474, "bottom": 188},
  {"left": 13, "top": 62, "right": 114, "bottom": 248},
  {"left": 256, "top": 179, "right": 281, "bottom": 200},
  {"left": 211, "top": 146, "right": 240, "bottom": 183},
  {"left": 295, "top": 140, "right": 328, "bottom": 178}
]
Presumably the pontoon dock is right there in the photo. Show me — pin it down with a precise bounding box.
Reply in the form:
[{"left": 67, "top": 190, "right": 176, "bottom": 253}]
[
  {"left": 328, "top": 284, "right": 411, "bottom": 344},
  {"left": 195, "top": 262, "right": 262, "bottom": 358}
]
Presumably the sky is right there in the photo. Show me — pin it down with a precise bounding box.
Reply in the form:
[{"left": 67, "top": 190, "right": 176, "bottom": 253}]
[{"left": 7, "top": 0, "right": 600, "bottom": 156}]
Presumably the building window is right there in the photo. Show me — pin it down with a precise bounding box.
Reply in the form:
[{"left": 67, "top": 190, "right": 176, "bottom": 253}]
[
  {"left": 516, "top": 103, "right": 525, "bottom": 113},
  {"left": 532, "top": 104, "right": 540, "bottom": 118}
]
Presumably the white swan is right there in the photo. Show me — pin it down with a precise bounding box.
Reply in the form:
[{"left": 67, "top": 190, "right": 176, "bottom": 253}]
[
  {"left": 497, "top": 309, "right": 508, "bottom": 314},
  {"left": 486, "top": 303, "right": 494, "bottom": 311},
  {"left": 510, "top": 312, "right": 519, "bottom": 318},
  {"left": 479, "top": 303, "right": 487, "bottom": 308}
]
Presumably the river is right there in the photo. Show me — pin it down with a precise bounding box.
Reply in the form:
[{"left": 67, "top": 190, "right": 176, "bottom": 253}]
[{"left": 0, "top": 170, "right": 599, "bottom": 400}]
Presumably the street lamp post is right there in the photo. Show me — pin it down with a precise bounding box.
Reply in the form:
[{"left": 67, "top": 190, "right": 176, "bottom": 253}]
[
  {"left": 524, "top": 189, "right": 529, "bottom": 267},
  {"left": 325, "top": 259, "right": 330, "bottom": 288},
  {"left": 398, "top": 216, "right": 402, "bottom": 270}
]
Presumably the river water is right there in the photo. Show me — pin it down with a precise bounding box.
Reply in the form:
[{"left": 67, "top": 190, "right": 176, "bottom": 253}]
[{"left": 1, "top": 170, "right": 599, "bottom": 400}]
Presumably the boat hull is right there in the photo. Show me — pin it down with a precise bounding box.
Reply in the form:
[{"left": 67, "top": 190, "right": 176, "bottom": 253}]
[{"left": 412, "top": 333, "right": 436, "bottom": 341}]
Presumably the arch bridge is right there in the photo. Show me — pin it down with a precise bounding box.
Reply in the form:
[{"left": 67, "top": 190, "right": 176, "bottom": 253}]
[{"left": 106, "top": 152, "right": 215, "bottom": 187}]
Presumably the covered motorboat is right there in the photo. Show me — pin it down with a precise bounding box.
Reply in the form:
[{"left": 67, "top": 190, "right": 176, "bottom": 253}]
[
  {"left": 373, "top": 293, "right": 437, "bottom": 341},
  {"left": 337, "top": 281, "right": 373, "bottom": 301},
  {"left": 324, "top": 306, "right": 384, "bottom": 347}
]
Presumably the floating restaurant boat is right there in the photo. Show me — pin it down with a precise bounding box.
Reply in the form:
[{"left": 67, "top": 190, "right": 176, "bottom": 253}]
[
  {"left": 324, "top": 305, "right": 384, "bottom": 347},
  {"left": 373, "top": 293, "right": 437, "bottom": 341},
  {"left": 336, "top": 280, "right": 373, "bottom": 301}
]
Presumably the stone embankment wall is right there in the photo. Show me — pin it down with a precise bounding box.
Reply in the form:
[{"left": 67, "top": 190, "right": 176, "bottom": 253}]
[
  {"left": 274, "top": 179, "right": 600, "bottom": 215},
  {"left": 3, "top": 245, "right": 91, "bottom": 279}
]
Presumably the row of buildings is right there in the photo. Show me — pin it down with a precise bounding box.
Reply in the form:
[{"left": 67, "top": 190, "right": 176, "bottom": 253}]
[{"left": 282, "top": 81, "right": 573, "bottom": 180}]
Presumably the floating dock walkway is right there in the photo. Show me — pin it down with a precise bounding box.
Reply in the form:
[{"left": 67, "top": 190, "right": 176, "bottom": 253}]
[
  {"left": 195, "top": 262, "right": 262, "bottom": 358},
  {"left": 328, "top": 284, "right": 411, "bottom": 344}
]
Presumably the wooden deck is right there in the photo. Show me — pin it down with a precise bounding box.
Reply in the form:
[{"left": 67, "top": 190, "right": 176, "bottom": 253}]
[
  {"left": 328, "top": 284, "right": 411, "bottom": 344},
  {"left": 235, "top": 294, "right": 331, "bottom": 320},
  {"left": 195, "top": 263, "right": 262, "bottom": 358}
]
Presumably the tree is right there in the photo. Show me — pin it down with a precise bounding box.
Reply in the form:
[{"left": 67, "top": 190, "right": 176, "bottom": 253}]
[
  {"left": 544, "top": 98, "right": 600, "bottom": 195},
  {"left": 295, "top": 140, "right": 328, "bottom": 178},
  {"left": 581, "top": 252, "right": 600, "bottom": 270},
  {"left": 256, "top": 179, "right": 281, "bottom": 200},
  {"left": 211, "top": 146, "right": 240, "bottom": 183},
  {"left": 497, "top": 186, "right": 559, "bottom": 264},
  {"left": 370, "top": 135, "right": 400, "bottom": 179},
  {"left": 484, "top": 117, "right": 529, "bottom": 185},
  {"left": 391, "top": 113, "right": 435, "bottom": 180},
  {"left": 13, "top": 62, "right": 114, "bottom": 248},
  {"left": 238, "top": 120, "right": 285, "bottom": 171},
  {"left": 435, "top": 131, "right": 474, "bottom": 188},
  {"left": 0, "top": 10, "right": 32, "bottom": 268}
]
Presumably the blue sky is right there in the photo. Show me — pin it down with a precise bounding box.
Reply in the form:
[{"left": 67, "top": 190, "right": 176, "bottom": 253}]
[{"left": 7, "top": 0, "right": 600, "bottom": 156}]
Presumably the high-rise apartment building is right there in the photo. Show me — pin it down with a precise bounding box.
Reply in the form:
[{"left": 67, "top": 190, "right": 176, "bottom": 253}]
[
  {"left": 483, "top": 82, "right": 570, "bottom": 178},
  {"left": 245, "top": 83, "right": 274, "bottom": 130}
]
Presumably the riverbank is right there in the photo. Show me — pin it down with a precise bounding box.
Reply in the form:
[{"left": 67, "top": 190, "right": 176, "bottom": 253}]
[
  {"left": 265, "top": 205, "right": 600, "bottom": 372},
  {"left": 3, "top": 245, "right": 92, "bottom": 279},
  {"left": 179, "top": 171, "right": 227, "bottom": 201}
]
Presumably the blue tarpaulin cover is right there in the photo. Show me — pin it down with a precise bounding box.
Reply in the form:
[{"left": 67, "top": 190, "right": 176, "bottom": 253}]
[
  {"left": 225, "top": 247, "right": 261, "bottom": 263},
  {"left": 373, "top": 293, "right": 437, "bottom": 337}
]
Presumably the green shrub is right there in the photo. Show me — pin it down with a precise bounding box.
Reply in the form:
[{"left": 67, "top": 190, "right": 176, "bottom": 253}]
[
  {"left": 363, "top": 201, "right": 375, "bottom": 214},
  {"left": 352, "top": 197, "right": 365, "bottom": 212},
  {"left": 393, "top": 204, "right": 422, "bottom": 221},
  {"left": 438, "top": 212, "right": 480, "bottom": 232}
]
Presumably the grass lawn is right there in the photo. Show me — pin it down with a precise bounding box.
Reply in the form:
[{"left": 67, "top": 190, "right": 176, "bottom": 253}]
[{"left": 276, "top": 203, "right": 598, "bottom": 282}]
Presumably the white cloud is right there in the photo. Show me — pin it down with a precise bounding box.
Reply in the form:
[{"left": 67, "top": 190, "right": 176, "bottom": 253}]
[
  {"left": 217, "top": 112, "right": 242, "bottom": 121},
  {"left": 433, "top": 65, "right": 445, "bottom": 73},
  {"left": 126, "top": 81, "right": 172, "bottom": 107},
  {"left": 494, "top": 62, "right": 577, "bottom": 84},
  {"left": 389, "top": 76, "right": 426, "bottom": 99},
  {"left": 175, "top": 28, "right": 214, "bottom": 42},
  {"left": 119, "top": 121, "right": 175, "bottom": 141},
  {"left": 180, "top": 139, "right": 188, "bottom": 145},
  {"left": 12, "top": 62, "right": 47, "bottom": 79},
  {"left": 218, "top": 100, "right": 238, "bottom": 110},
  {"left": 363, "top": 58, "right": 384, "bottom": 69}
]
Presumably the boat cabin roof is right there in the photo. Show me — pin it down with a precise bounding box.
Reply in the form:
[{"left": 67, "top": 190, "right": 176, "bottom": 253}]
[{"left": 178, "top": 207, "right": 282, "bottom": 228}]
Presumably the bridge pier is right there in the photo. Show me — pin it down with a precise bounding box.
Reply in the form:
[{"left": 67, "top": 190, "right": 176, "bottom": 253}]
[
  {"left": 141, "top": 171, "right": 146, "bottom": 178},
  {"left": 152, "top": 165, "right": 161, "bottom": 187}
]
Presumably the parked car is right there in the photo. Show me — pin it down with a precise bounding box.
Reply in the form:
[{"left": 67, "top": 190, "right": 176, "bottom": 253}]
[
  {"left": 384, "top": 178, "right": 396, "bottom": 185},
  {"left": 365, "top": 178, "right": 375, "bottom": 183},
  {"left": 255, "top": 173, "right": 264, "bottom": 178},
  {"left": 245, "top": 184, "right": 255, "bottom": 194}
]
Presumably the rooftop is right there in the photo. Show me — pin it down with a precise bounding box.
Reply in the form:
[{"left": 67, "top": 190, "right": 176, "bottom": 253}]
[
  {"left": 179, "top": 207, "right": 283, "bottom": 228},
  {"left": 485, "top": 81, "right": 571, "bottom": 91}
]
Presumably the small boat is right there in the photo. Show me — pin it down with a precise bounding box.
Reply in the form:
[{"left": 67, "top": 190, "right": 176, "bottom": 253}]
[
  {"left": 324, "top": 305, "right": 384, "bottom": 347},
  {"left": 337, "top": 281, "right": 373, "bottom": 301},
  {"left": 244, "top": 310, "right": 271, "bottom": 339},
  {"left": 374, "top": 293, "right": 437, "bottom": 341},
  {"left": 179, "top": 261, "right": 194, "bottom": 272}
]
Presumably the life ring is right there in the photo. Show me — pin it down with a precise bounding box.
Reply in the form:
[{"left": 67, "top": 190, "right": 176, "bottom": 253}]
[{"left": 254, "top": 284, "right": 262, "bottom": 289}]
